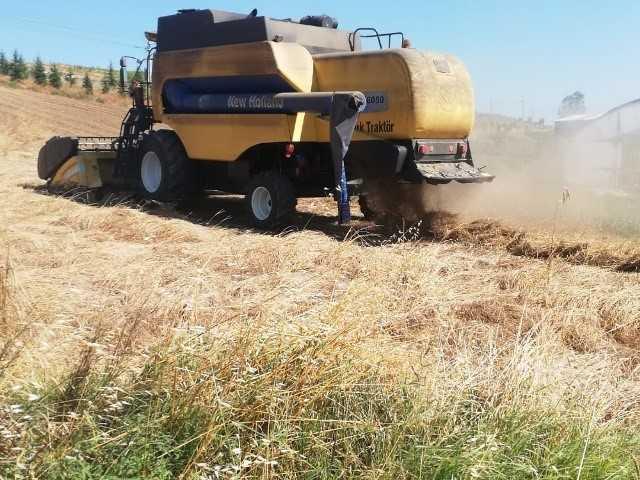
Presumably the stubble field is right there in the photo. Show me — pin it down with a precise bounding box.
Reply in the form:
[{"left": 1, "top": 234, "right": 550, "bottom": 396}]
[{"left": 1, "top": 83, "right": 639, "bottom": 478}]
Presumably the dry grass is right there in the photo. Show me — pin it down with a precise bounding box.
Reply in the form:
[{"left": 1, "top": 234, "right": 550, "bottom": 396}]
[
  {"left": 0, "top": 72, "right": 131, "bottom": 108},
  {"left": 1, "top": 86, "right": 640, "bottom": 477},
  {"left": 422, "top": 214, "right": 640, "bottom": 272}
]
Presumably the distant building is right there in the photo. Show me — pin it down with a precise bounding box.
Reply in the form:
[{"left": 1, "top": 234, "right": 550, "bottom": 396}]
[{"left": 555, "top": 99, "right": 640, "bottom": 192}]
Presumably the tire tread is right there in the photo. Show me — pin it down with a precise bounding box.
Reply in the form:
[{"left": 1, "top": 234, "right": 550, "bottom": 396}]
[
  {"left": 140, "top": 129, "right": 193, "bottom": 201},
  {"left": 246, "top": 171, "right": 296, "bottom": 228}
]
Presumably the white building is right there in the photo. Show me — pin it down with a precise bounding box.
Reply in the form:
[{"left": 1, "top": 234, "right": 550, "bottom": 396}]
[{"left": 555, "top": 99, "right": 640, "bottom": 192}]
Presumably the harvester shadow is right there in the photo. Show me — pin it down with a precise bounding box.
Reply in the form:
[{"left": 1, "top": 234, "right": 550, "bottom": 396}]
[
  {"left": 24, "top": 183, "right": 394, "bottom": 245},
  {"left": 172, "top": 194, "right": 446, "bottom": 246},
  {"left": 24, "top": 183, "right": 640, "bottom": 270},
  {"left": 174, "top": 194, "right": 369, "bottom": 242}
]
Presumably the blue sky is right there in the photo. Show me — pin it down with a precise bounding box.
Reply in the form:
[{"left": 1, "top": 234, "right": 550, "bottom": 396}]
[{"left": 0, "top": 0, "right": 638, "bottom": 121}]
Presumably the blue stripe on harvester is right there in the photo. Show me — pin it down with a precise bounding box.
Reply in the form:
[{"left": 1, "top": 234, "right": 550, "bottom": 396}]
[
  {"left": 175, "top": 75, "right": 296, "bottom": 94},
  {"left": 163, "top": 75, "right": 297, "bottom": 114}
]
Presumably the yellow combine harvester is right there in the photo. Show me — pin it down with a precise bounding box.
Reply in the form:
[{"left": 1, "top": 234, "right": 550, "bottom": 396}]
[{"left": 37, "top": 8, "right": 493, "bottom": 227}]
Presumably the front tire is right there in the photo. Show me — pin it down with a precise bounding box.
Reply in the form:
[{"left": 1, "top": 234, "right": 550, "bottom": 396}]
[
  {"left": 245, "top": 172, "right": 296, "bottom": 228},
  {"left": 139, "top": 130, "right": 193, "bottom": 202}
]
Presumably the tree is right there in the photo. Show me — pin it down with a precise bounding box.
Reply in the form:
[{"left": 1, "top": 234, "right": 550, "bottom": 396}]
[
  {"left": 0, "top": 51, "right": 9, "bottom": 76},
  {"left": 101, "top": 69, "right": 112, "bottom": 93},
  {"left": 65, "top": 69, "right": 76, "bottom": 86},
  {"left": 558, "top": 91, "right": 586, "bottom": 118},
  {"left": 32, "top": 57, "right": 47, "bottom": 85},
  {"left": 9, "top": 50, "right": 28, "bottom": 81},
  {"left": 106, "top": 62, "right": 117, "bottom": 89},
  {"left": 82, "top": 72, "right": 93, "bottom": 94},
  {"left": 101, "top": 75, "right": 110, "bottom": 93},
  {"left": 100, "top": 62, "right": 118, "bottom": 93},
  {"left": 48, "top": 64, "right": 62, "bottom": 89}
]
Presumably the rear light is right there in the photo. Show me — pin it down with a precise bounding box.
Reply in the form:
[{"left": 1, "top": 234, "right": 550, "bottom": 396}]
[
  {"left": 284, "top": 143, "right": 295, "bottom": 158},
  {"left": 417, "top": 142, "right": 467, "bottom": 156},
  {"left": 417, "top": 144, "right": 433, "bottom": 155}
]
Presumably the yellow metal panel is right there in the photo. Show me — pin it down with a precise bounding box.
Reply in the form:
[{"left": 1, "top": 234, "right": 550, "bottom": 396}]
[
  {"left": 313, "top": 49, "right": 474, "bottom": 140},
  {"left": 313, "top": 50, "right": 413, "bottom": 140},
  {"left": 272, "top": 43, "right": 314, "bottom": 93},
  {"left": 406, "top": 51, "right": 475, "bottom": 138},
  {"left": 151, "top": 41, "right": 475, "bottom": 162},
  {"left": 51, "top": 156, "right": 103, "bottom": 188},
  {"left": 166, "top": 114, "right": 300, "bottom": 161},
  {"left": 291, "top": 113, "right": 307, "bottom": 142},
  {"left": 153, "top": 42, "right": 314, "bottom": 121},
  {"left": 152, "top": 41, "right": 316, "bottom": 160}
]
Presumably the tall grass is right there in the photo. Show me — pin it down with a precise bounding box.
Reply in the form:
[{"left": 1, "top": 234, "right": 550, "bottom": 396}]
[
  {"left": 2, "top": 305, "right": 639, "bottom": 478},
  {"left": 1, "top": 206, "right": 640, "bottom": 477},
  {"left": 0, "top": 254, "right": 28, "bottom": 380}
]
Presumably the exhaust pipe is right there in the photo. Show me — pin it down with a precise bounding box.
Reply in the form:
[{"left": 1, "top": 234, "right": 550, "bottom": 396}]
[{"left": 119, "top": 57, "right": 128, "bottom": 94}]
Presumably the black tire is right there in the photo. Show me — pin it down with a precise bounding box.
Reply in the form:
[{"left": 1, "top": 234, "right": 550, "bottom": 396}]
[
  {"left": 138, "top": 130, "right": 193, "bottom": 202},
  {"left": 245, "top": 171, "right": 296, "bottom": 228},
  {"left": 358, "top": 194, "right": 375, "bottom": 220},
  {"left": 37, "top": 136, "right": 77, "bottom": 180}
]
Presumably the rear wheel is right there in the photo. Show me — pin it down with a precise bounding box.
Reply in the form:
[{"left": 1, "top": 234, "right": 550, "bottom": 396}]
[
  {"left": 245, "top": 172, "right": 296, "bottom": 228},
  {"left": 139, "top": 130, "right": 193, "bottom": 201},
  {"left": 358, "top": 194, "right": 375, "bottom": 220}
]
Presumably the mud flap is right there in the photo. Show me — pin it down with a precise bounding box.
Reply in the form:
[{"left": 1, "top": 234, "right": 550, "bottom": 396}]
[
  {"left": 415, "top": 161, "right": 495, "bottom": 184},
  {"left": 329, "top": 93, "right": 367, "bottom": 224}
]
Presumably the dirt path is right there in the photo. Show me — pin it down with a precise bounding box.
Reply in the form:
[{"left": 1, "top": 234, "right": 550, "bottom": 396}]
[{"left": 0, "top": 84, "right": 127, "bottom": 138}]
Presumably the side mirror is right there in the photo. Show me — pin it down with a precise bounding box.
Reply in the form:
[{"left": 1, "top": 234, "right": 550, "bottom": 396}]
[{"left": 119, "top": 57, "right": 128, "bottom": 94}]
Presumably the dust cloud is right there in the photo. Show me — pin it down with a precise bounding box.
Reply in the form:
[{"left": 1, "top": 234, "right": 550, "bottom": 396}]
[{"left": 366, "top": 114, "right": 639, "bottom": 237}]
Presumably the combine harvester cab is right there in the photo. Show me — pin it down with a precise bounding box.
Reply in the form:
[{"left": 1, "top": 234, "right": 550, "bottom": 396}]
[{"left": 38, "top": 8, "right": 493, "bottom": 227}]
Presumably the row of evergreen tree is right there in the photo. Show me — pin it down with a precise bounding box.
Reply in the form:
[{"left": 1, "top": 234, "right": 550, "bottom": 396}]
[{"left": 0, "top": 50, "right": 124, "bottom": 95}]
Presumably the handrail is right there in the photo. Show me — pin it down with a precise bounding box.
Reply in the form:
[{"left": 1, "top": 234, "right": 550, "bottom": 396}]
[{"left": 349, "top": 28, "right": 405, "bottom": 51}]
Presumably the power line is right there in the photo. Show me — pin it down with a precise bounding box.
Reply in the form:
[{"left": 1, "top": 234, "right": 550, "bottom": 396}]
[{"left": 0, "top": 15, "right": 146, "bottom": 50}]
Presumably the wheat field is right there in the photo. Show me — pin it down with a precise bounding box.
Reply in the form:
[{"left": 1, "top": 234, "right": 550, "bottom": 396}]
[{"left": 1, "top": 82, "right": 639, "bottom": 478}]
